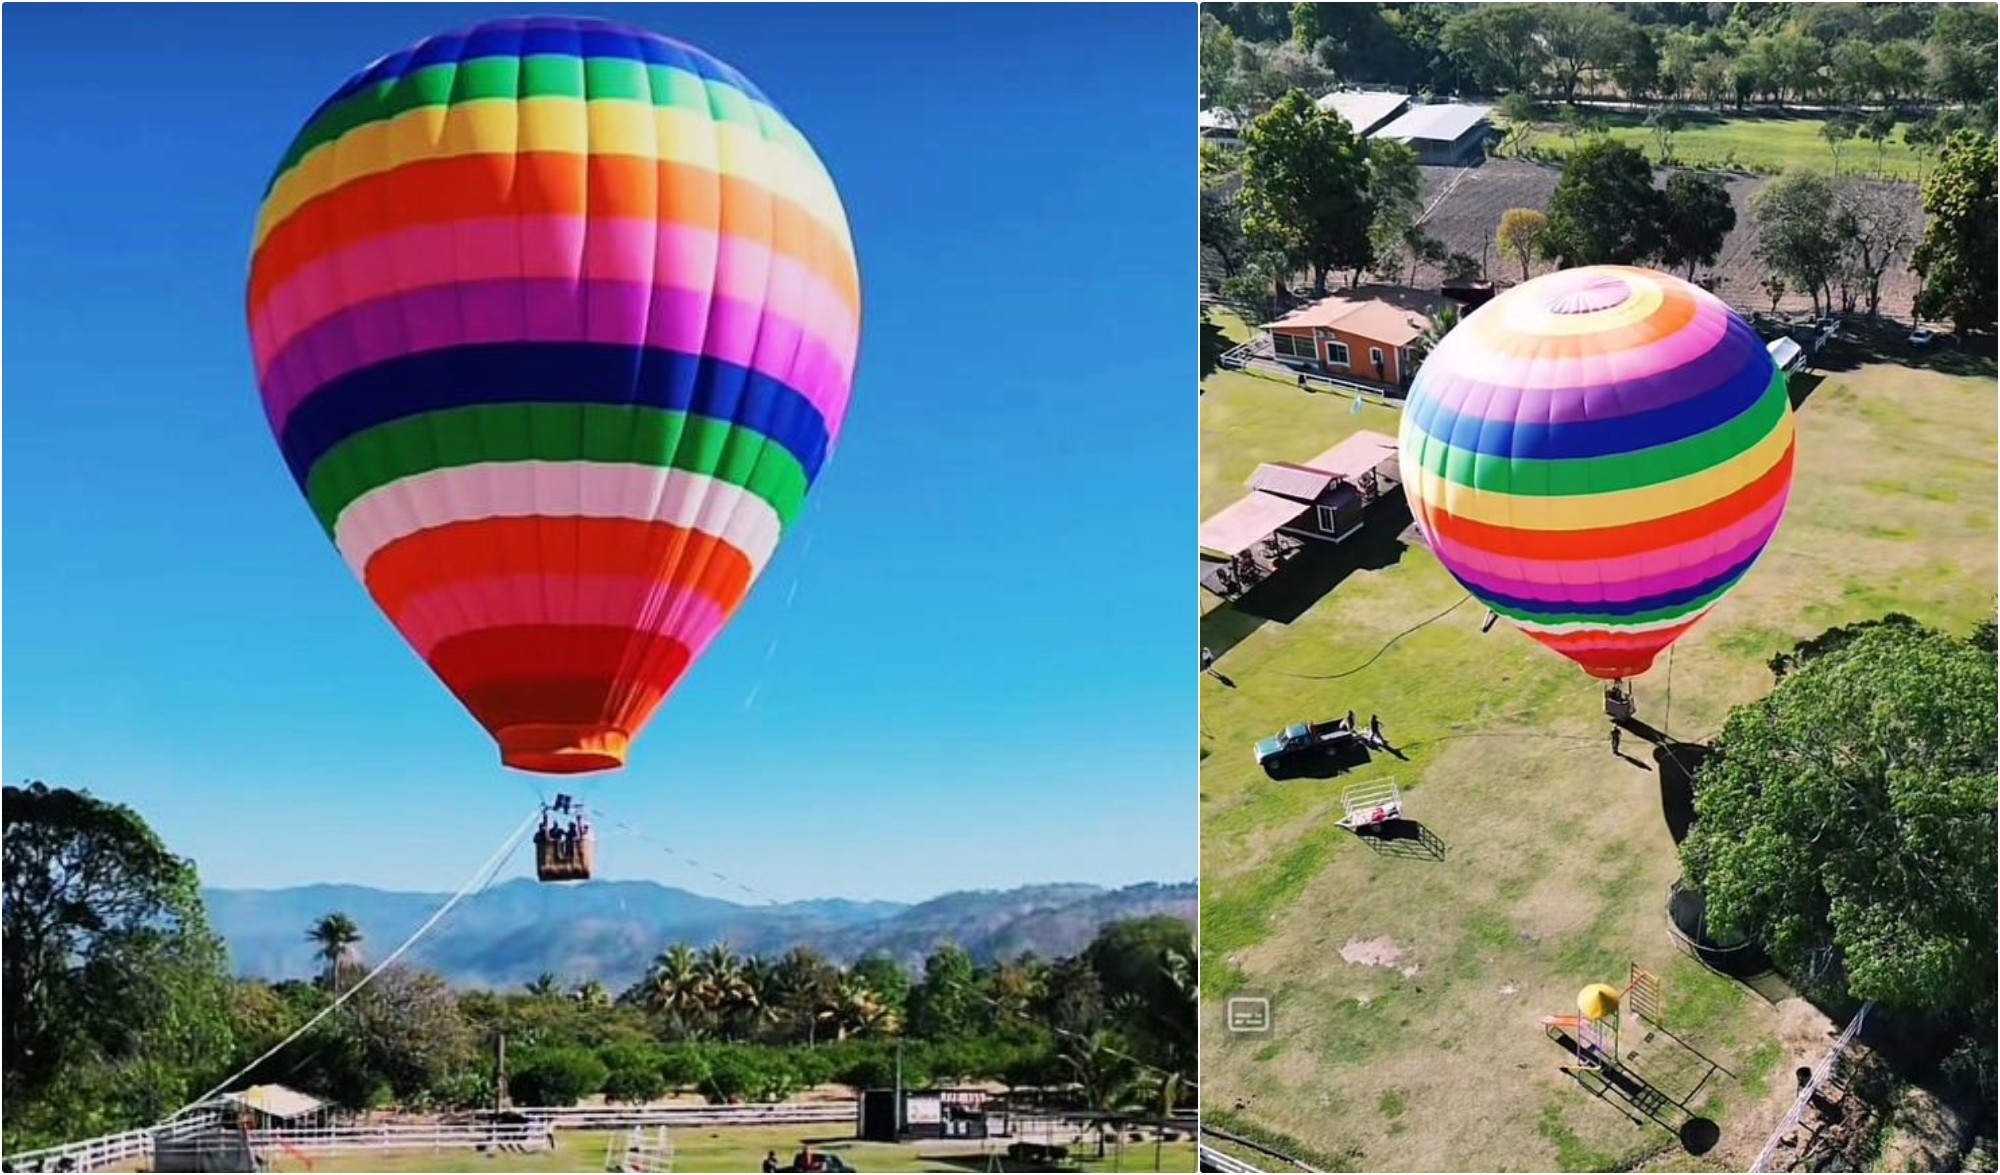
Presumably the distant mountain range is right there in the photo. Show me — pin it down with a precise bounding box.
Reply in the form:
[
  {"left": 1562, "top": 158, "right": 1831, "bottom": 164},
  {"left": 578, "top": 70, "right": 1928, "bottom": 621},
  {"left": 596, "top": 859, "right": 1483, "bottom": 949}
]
[{"left": 202, "top": 880, "right": 1196, "bottom": 991}]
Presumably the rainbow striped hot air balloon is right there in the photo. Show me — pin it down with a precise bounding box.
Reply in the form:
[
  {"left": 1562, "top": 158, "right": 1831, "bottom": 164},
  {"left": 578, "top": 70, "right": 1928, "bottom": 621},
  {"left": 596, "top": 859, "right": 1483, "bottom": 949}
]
[
  {"left": 1399, "top": 266, "right": 1795, "bottom": 682},
  {"left": 247, "top": 17, "right": 859, "bottom": 774}
]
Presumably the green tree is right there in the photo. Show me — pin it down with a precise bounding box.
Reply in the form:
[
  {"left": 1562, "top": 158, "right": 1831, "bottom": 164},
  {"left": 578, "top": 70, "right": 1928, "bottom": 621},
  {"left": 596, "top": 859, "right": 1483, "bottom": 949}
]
[
  {"left": 641, "top": 943, "right": 708, "bottom": 1035},
  {"left": 1928, "top": 2, "right": 2000, "bottom": 105},
  {"left": 908, "top": 944, "right": 981, "bottom": 1041},
  {"left": 3, "top": 782, "right": 236, "bottom": 1142},
  {"left": 1440, "top": 4, "right": 1549, "bottom": 95},
  {"left": 507, "top": 1046, "right": 608, "bottom": 1107},
  {"left": 306, "top": 913, "right": 364, "bottom": 990},
  {"left": 1238, "top": 91, "right": 1378, "bottom": 294},
  {"left": 1496, "top": 92, "right": 1541, "bottom": 154},
  {"left": 1645, "top": 105, "right": 1685, "bottom": 161},
  {"left": 1199, "top": 12, "right": 1242, "bottom": 109},
  {"left": 1659, "top": 171, "right": 1736, "bottom": 281},
  {"left": 1872, "top": 39, "right": 1927, "bottom": 104},
  {"left": 1539, "top": 3, "right": 1629, "bottom": 103},
  {"left": 1911, "top": 131, "right": 1998, "bottom": 334},
  {"left": 1821, "top": 115, "right": 1859, "bottom": 175},
  {"left": 1541, "top": 139, "right": 1666, "bottom": 267},
  {"left": 1752, "top": 171, "right": 1844, "bottom": 315},
  {"left": 1681, "top": 620, "right": 1996, "bottom": 1021}
]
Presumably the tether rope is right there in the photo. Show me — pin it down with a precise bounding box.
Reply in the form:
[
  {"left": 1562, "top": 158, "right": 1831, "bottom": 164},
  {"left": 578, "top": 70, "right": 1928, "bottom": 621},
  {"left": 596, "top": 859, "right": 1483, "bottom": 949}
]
[{"left": 159, "top": 808, "right": 540, "bottom": 1123}]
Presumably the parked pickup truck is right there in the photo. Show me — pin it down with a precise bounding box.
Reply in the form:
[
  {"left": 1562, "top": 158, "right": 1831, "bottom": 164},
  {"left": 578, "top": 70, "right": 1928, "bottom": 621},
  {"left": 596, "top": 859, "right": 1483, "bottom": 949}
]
[{"left": 1254, "top": 720, "right": 1359, "bottom": 772}]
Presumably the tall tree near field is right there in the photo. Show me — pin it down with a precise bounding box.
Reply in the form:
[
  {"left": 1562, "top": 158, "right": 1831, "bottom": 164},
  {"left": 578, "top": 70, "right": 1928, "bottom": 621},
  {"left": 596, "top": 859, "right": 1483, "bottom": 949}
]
[
  {"left": 3, "top": 782, "right": 236, "bottom": 1142},
  {"left": 1497, "top": 208, "right": 1549, "bottom": 282},
  {"left": 1238, "top": 91, "right": 1378, "bottom": 295},
  {"left": 1751, "top": 171, "right": 1844, "bottom": 316},
  {"left": 1680, "top": 620, "right": 1996, "bottom": 1024},
  {"left": 1540, "top": 139, "right": 1666, "bottom": 268},
  {"left": 1538, "top": 3, "right": 1628, "bottom": 103},
  {"left": 1658, "top": 171, "right": 1736, "bottom": 281},
  {"left": 1911, "top": 131, "right": 1998, "bottom": 334}
]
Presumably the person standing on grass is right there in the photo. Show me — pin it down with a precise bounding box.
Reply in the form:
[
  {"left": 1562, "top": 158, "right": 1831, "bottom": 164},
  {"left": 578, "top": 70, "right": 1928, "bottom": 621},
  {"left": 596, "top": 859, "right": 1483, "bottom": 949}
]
[{"left": 1611, "top": 725, "right": 1622, "bottom": 756}]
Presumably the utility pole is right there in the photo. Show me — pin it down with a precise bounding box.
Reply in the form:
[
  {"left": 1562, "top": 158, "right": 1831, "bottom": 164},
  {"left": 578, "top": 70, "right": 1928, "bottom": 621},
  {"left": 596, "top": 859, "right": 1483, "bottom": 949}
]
[
  {"left": 494, "top": 1031, "right": 508, "bottom": 1115},
  {"left": 893, "top": 1037, "right": 905, "bottom": 1140}
]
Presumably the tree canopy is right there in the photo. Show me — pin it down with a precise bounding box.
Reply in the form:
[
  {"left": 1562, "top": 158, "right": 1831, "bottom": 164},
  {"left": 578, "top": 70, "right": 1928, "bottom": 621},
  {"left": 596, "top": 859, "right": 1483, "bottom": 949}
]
[
  {"left": 1658, "top": 171, "right": 1736, "bottom": 281},
  {"left": 3, "top": 783, "right": 237, "bottom": 1147},
  {"left": 1238, "top": 91, "right": 1379, "bottom": 295},
  {"left": 1541, "top": 139, "right": 1666, "bottom": 267},
  {"left": 1681, "top": 618, "right": 1997, "bottom": 1025},
  {"left": 1911, "top": 131, "right": 1998, "bottom": 334}
]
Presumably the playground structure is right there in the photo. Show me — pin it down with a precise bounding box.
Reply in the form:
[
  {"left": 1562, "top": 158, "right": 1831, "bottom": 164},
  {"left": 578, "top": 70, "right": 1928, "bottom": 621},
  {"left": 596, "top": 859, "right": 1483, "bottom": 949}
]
[
  {"left": 1335, "top": 778, "right": 1403, "bottom": 831},
  {"left": 1541, "top": 965, "right": 1665, "bottom": 1071},
  {"left": 1539, "top": 965, "right": 1730, "bottom": 1157}
]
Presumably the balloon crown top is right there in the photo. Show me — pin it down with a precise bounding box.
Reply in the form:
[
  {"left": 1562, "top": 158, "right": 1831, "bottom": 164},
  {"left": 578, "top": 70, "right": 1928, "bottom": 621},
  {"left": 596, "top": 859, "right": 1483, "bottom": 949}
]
[{"left": 1543, "top": 272, "right": 1634, "bottom": 315}]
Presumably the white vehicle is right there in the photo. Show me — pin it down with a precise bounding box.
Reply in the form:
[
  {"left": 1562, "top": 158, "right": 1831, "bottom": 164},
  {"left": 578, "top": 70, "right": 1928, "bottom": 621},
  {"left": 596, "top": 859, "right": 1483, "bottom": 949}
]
[{"left": 1910, "top": 326, "right": 1938, "bottom": 347}]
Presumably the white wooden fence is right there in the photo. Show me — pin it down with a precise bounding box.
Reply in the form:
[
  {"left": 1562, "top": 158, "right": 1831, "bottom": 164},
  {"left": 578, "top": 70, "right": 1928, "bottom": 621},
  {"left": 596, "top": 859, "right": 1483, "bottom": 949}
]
[{"left": 2, "top": 1103, "right": 852, "bottom": 1172}]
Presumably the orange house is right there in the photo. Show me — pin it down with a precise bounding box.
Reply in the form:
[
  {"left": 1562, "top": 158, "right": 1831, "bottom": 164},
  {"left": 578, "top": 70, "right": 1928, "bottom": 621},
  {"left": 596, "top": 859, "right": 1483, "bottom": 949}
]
[{"left": 1263, "top": 285, "right": 1442, "bottom": 390}]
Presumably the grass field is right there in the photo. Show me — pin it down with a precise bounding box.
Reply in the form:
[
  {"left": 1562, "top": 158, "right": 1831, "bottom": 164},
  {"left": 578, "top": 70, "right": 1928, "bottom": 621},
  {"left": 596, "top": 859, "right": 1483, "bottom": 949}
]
[
  {"left": 1198, "top": 344, "right": 1997, "bottom": 1171},
  {"left": 264, "top": 1125, "right": 1197, "bottom": 1173},
  {"left": 1506, "top": 108, "right": 1932, "bottom": 180}
]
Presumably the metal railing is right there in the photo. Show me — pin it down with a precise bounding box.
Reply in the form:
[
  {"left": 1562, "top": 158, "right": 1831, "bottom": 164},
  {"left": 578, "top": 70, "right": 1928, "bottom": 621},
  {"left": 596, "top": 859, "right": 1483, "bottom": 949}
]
[
  {"left": 1748, "top": 1001, "right": 1875, "bottom": 1173},
  {"left": 1199, "top": 1143, "right": 1266, "bottom": 1173}
]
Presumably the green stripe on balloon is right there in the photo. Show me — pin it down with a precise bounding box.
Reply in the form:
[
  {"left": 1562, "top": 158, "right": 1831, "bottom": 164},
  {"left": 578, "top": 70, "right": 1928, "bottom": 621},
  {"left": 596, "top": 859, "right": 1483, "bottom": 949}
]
[
  {"left": 272, "top": 56, "right": 793, "bottom": 188},
  {"left": 1409, "top": 371, "right": 1789, "bottom": 498},
  {"left": 304, "top": 405, "right": 810, "bottom": 535}
]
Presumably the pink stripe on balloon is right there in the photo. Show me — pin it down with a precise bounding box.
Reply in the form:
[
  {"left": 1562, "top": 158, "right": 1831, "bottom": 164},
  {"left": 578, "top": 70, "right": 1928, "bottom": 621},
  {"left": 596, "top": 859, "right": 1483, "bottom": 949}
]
[
  {"left": 249, "top": 216, "right": 859, "bottom": 378},
  {"left": 389, "top": 574, "right": 731, "bottom": 659},
  {"left": 1436, "top": 299, "right": 1730, "bottom": 395},
  {"left": 1432, "top": 494, "right": 1788, "bottom": 591},
  {"left": 1435, "top": 518, "right": 1773, "bottom": 609},
  {"left": 256, "top": 280, "right": 851, "bottom": 437}
]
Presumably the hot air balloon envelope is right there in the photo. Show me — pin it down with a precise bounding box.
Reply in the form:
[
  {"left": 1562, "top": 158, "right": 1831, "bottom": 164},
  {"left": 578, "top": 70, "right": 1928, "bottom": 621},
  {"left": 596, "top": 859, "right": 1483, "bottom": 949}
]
[
  {"left": 248, "top": 17, "right": 860, "bottom": 774},
  {"left": 1399, "top": 266, "right": 1794, "bottom": 681}
]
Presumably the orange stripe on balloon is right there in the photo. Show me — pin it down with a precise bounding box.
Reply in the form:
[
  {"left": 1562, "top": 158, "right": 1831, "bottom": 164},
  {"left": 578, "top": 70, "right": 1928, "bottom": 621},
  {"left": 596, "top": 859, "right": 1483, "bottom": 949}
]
[{"left": 249, "top": 152, "right": 857, "bottom": 318}]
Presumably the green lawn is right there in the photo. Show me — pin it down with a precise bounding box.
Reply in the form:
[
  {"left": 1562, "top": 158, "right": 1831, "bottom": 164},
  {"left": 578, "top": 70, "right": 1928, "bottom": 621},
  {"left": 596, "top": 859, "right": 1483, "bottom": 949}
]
[
  {"left": 1199, "top": 353, "right": 1997, "bottom": 1171},
  {"left": 273, "top": 1125, "right": 1196, "bottom": 1173},
  {"left": 1505, "top": 109, "right": 1933, "bottom": 180}
]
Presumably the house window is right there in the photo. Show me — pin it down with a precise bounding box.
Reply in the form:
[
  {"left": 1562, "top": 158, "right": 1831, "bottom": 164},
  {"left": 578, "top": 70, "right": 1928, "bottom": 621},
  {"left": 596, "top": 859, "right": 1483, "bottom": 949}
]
[
  {"left": 1317, "top": 505, "right": 1340, "bottom": 532},
  {"left": 1324, "top": 340, "right": 1351, "bottom": 367},
  {"left": 1273, "top": 333, "right": 1314, "bottom": 360},
  {"left": 1369, "top": 347, "right": 1386, "bottom": 373}
]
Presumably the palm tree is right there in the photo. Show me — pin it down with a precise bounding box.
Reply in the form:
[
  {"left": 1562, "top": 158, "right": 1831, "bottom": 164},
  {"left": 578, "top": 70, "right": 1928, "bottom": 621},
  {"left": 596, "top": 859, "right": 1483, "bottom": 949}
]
[
  {"left": 737, "top": 955, "right": 780, "bottom": 1040},
  {"left": 772, "top": 947, "right": 837, "bottom": 1046},
  {"left": 696, "top": 944, "right": 749, "bottom": 1015},
  {"left": 644, "top": 943, "right": 706, "bottom": 1036},
  {"left": 570, "top": 978, "right": 611, "bottom": 1008},
  {"left": 1406, "top": 301, "right": 1464, "bottom": 379},
  {"left": 305, "top": 913, "right": 362, "bottom": 990},
  {"left": 524, "top": 972, "right": 562, "bottom": 999},
  {"left": 1060, "top": 1031, "right": 1144, "bottom": 1158}
]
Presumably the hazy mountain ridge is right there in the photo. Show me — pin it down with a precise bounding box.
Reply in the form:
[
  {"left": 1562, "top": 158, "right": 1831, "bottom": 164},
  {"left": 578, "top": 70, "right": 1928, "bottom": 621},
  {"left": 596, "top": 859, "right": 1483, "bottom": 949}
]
[{"left": 203, "top": 879, "right": 1195, "bottom": 990}]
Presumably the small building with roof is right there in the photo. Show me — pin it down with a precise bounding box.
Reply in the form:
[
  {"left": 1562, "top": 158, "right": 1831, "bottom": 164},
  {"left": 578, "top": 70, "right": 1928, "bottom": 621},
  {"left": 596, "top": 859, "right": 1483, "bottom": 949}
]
[
  {"left": 1262, "top": 285, "right": 1444, "bottom": 389},
  {"left": 1199, "top": 107, "right": 1241, "bottom": 149},
  {"left": 1370, "top": 102, "right": 1497, "bottom": 166},
  {"left": 1200, "top": 430, "right": 1403, "bottom": 597},
  {"left": 1315, "top": 89, "right": 1412, "bottom": 137}
]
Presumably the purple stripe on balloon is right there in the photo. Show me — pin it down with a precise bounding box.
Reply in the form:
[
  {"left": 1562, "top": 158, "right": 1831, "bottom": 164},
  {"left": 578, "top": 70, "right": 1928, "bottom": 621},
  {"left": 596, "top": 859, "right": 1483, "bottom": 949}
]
[
  {"left": 1435, "top": 513, "right": 1780, "bottom": 609},
  {"left": 260, "top": 280, "right": 853, "bottom": 439},
  {"left": 1424, "top": 310, "right": 1764, "bottom": 427}
]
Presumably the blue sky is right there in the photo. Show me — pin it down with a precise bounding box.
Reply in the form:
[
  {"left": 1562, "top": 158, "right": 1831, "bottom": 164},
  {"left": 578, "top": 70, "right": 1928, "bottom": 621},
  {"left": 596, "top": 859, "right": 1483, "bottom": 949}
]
[{"left": 2, "top": 3, "right": 1194, "bottom": 901}]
